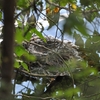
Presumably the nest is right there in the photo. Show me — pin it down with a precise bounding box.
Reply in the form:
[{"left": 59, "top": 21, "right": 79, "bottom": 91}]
[{"left": 23, "top": 35, "right": 81, "bottom": 76}]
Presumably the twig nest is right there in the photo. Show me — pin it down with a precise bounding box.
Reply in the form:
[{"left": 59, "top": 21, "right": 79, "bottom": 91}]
[{"left": 23, "top": 35, "right": 81, "bottom": 75}]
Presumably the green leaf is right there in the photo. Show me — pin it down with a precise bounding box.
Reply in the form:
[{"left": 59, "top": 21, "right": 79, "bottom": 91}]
[
  {"left": 14, "top": 59, "right": 29, "bottom": 71},
  {"left": 74, "top": 33, "right": 84, "bottom": 48},
  {"left": 14, "top": 60, "right": 20, "bottom": 69},
  {"left": 15, "top": 28, "right": 24, "bottom": 44},
  {"left": 0, "top": 12, "right": 2, "bottom": 20},
  {"left": 23, "top": 52, "right": 36, "bottom": 61},
  {"left": 15, "top": 45, "right": 36, "bottom": 61},
  {"left": 65, "top": 87, "right": 80, "bottom": 97},
  {"left": 17, "top": 0, "right": 29, "bottom": 8},
  {"left": 33, "top": 28, "right": 46, "bottom": 42},
  {"left": 53, "top": 0, "right": 76, "bottom": 6},
  {"left": 15, "top": 45, "right": 25, "bottom": 57},
  {"left": 21, "top": 62, "right": 29, "bottom": 71},
  {"left": 25, "top": 30, "right": 33, "bottom": 41},
  {"left": 84, "top": 11, "right": 98, "bottom": 22},
  {"left": 63, "top": 12, "right": 88, "bottom": 36},
  {"left": 85, "top": 37, "right": 92, "bottom": 51},
  {"left": 24, "top": 26, "right": 34, "bottom": 41},
  {"left": 59, "top": 0, "right": 69, "bottom": 6}
]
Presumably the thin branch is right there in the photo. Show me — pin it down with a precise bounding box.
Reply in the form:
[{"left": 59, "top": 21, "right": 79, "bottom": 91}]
[
  {"left": 17, "top": 69, "right": 59, "bottom": 78},
  {"left": 15, "top": 5, "right": 32, "bottom": 19},
  {"left": 36, "top": 8, "right": 64, "bottom": 36},
  {"left": 12, "top": 94, "right": 53, "bottom": 100},
  {"left": 83, "top": 92, "right": 100, "bottom": 98},
  {"left": 83, "top": 9, "right": 100, "bottom": 13}
]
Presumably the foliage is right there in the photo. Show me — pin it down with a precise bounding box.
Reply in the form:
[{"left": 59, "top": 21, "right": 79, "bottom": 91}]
[{"left": 1, "top": 0, "right": 100, "bottom": 100}]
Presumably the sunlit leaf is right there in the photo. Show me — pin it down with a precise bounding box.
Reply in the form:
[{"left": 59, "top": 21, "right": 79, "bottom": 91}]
[
  {"left": 33, "top": 28, "right": 46, "bottom": 42},
  {"left": 14, "top": 60, "right": 20, "bottom": 69},
  {"left": 15, "top": 28, "right": 24, "bottom": 44},
  {"left": 24, "top": 25, "right": 33, "bottom": 41},
  {"left": 21, "top": 62, "right": 29, "bottom": 71},
  {"left": 59, "top": 0, "right": 76, "bottom": 6},
  {"left": 17, "top": 0, "right": 29, "bottom": 8},
  {"left": 15, "top": 45, "right": 25, "bottom": 57},
  {"left": 15, "top": 45, "right": 36, "bottom": 61},
  {"left": 65, "top": 87, "right": 80, "bottom": 97}
]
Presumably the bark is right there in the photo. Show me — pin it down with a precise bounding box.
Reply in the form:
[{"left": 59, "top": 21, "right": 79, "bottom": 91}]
[{"left": 0, "top": 0, "right": 15, "bottom": 100}]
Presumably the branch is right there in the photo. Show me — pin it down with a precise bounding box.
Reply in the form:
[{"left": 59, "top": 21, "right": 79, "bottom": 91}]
[
  {"left": 83, "top": 9, "right": 100, "bottom": 13},
  {"left": 15, "top": 5, "right": 32, "bottom": 19},
  {"left": 36, "top": 8, "right": 63, "bottom": 36},
  {"left": 17, "top": 69, "right": 62, "bottom": 78},
  {"left": 83, "top": 92, "right": 100, "bottom": 98},
  {"left": 12, "top": 94, "right": 52, "bottom": 100}
]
